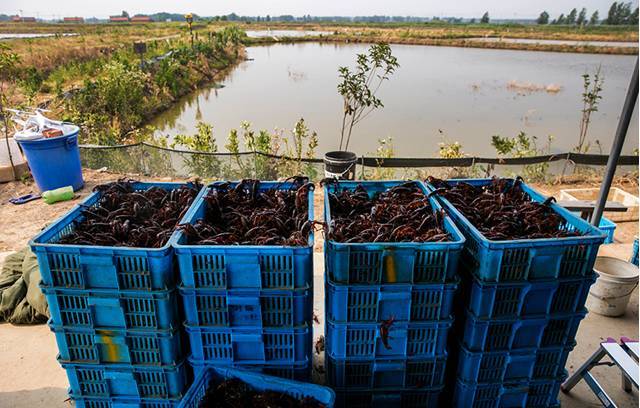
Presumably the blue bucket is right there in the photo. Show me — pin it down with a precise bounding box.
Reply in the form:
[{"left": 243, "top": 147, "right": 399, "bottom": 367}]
[{"left": 17, "top": 125, "right": 84, "bottom": 192}]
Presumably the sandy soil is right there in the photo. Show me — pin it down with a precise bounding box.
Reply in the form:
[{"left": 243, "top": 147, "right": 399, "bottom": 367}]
[{"left": 0, "top": 171, "right": 638, "bottom": 407}]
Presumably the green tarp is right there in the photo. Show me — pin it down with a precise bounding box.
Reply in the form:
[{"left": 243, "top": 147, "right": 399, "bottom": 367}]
[{"left": 0, "top": 248, "right": 49, "bottom": 325}]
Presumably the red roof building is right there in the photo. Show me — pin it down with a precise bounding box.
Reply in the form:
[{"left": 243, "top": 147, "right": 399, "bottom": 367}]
[
  {"left": 12, "top": 16, "right": 36, "bottom": 22},
  {"left": 131, "top": 15, "right": 153, "bottom": 23},
  {"left": 109, "top": 16, "right": 130, "bottom": 23},
  {"left": 63, "top": 17, "right": 84, "bottom": 23}
]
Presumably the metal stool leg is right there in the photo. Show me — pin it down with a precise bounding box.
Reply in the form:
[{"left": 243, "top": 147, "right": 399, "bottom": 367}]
[{"left": 562, "top": 345, "right": 608, "bottom": 392}]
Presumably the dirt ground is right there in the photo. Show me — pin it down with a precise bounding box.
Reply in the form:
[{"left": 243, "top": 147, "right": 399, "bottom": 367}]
[{"left": 0, "top": 170, "right": 638, "bottom": 407}]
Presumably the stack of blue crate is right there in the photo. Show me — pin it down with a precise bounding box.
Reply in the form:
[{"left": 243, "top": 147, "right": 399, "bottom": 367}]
[
  {"left": 323, "top": 181, "right": 466, "bottom": 408},
  {"left": 30, "top": 182, "right": 199, "bottom": 408},
  {"left": 173, "top": 181, "right": 315, "bottom": 381},
  {"left": 427, "top": 178, "right": 607, "bottom": 408}
]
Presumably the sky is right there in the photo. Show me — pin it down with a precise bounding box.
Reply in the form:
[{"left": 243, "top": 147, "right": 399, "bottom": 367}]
[{"left": 2, "top": 0, "right": 636, "bottom": 20}]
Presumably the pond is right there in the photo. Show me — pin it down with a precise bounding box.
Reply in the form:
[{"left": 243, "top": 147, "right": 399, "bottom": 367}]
[
  {"left": 151, "top": 42, "right": 638, "bottom": 157},
  {"left": 468, "top": 37, "right": 639, "bottom": 48},
  {"left": 245, "top": 30, "right": 333, "bottom": 38}
]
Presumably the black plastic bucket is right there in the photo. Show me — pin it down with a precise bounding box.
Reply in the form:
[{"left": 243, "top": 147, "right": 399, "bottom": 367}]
[{"left": 324, "top": 151, "right": 357, "bottom": 180}]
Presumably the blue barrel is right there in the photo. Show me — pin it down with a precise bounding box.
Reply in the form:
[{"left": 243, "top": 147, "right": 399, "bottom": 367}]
[{"left": 17, "top": 125, "right": 84, "bottom": 192}]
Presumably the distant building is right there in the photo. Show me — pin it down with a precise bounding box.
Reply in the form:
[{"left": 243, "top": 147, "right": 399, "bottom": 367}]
[
  {"left": 63, "top": 17, "right": 84, "bottom": 23},
  {"left": 12, "top": 16, "right": 36, "bottom": 22},
  {"left": 131, "top": 15, "right": 153, "bottom": 23},
  {"left": 109, "top": 16, "right": 130, "bottom": 23}
]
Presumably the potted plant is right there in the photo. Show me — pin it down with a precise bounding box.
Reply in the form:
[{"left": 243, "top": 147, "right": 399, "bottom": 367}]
[{"left": 324, "top": 43, "right": 399, "bottom": 179}]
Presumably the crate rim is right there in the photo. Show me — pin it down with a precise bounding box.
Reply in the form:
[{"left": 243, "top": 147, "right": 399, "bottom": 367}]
[
  {"left": 58, "top": 355, "right": 187, "bottom": 370},
  {"left": 465, "top": 306, "right": 588, "bottom": 323},
  {"left": 178, "top": 365, "right": 335, "bottom": 408},
  {"left": 323, "top": 180, "right": 466, "bottom": 248},
  {"left": 30, "top": 181, "right": 206, "bottom": 252},
  {"left": 425, "top": 178, "right": 606, "bottom": 247},
  {"left": 48, "top": 319, "right": 180, "bottom": 336},
  {"left": 325, "top": 274, "right": 460, "bottom": 289},
  {"left": 172, "top": 180, "right": 315, "bottom": 250}
]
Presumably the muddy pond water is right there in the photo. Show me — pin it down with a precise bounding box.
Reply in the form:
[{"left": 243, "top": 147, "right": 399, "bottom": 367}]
[{"left": 151, "top": 42, "right": 638, "bottom": 157}]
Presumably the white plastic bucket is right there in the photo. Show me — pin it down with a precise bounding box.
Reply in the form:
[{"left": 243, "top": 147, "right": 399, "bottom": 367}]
[{"left": 587, "top": 256, "right": 639, "bottom": 317}]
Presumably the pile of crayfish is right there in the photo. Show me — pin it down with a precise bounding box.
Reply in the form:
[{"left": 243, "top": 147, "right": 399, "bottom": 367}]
[
  {"left": 58, "top": 179, "right": 202, "bottom": 247},
  {"left": 179, "top": 177, "right": 315, "bottom": 246},
  {"left": 199, "top": 378, "right": 325, "bottom": 408},
  {"left": 325, "top": 180, "right": 450, "bottom": 243},
  {"left": 427, "top": 176, "right": 579, "bottom": 240}
]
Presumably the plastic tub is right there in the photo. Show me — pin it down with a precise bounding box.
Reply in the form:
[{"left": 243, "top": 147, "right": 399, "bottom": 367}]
[
  {"left": 17, "top": 125, "right": 84, "bottom": 192},
  {"left": 178, "top": 365, "right": 335, "bottom": 408},
  {"left": 587, "top": 256, "right": 639, "bottom": 317}
]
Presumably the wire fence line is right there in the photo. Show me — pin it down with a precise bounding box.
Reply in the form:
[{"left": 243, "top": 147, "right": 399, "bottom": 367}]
[{"left": 79, "top": 142, "right": 638, "bottom": 180}]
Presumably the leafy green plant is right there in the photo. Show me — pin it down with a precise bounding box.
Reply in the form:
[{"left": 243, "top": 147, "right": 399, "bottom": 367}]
[
  {"left": 19, "top": 67, "right": 44, "bottom": 104},
  {"left": 577, "top": 66, "right": 603, "bottom": 153},
  {"left": 366, "top": 137, "right": 396, "bottom": 180},
  {"left": 171, "top": 122, "right": 222, "bottom": 179},
  {"left": 337, "top": 43, "right": 399, "bottom": 151},
  {"left": 491, "top": 131, "right": 553, "bottom": 182},
  {"left": 437, "top": 133, "right": 483, "bottom": 178},
  {"left": 276, "top": 118, "right": 319, "bottom": 179},
  {"left": 0, "top": 44, "right": 20, "bottom": 179}
]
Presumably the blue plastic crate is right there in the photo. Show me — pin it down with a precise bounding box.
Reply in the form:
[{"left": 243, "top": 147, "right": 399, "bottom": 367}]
[
  {"left": 466, "top": 273, "right": 596, "bottom": 319},
  {"left": 180, "top": 286, "right": 311, "bottom": 328},
  {"left": 43, "top": 286, "right": 179, "bottom": 330},
  {"left": 60, "top": 359, "right": 188, "bottom": 400},
  {"left": 185, "top": 324, "right": 311, "bottom": 365},
  {"left": 631, "top": 238, "right": 639, "bottom": 266},
  {"left": 533, "top": 343, "right": 575, "bottom": 379},
  {"left": 178, "top": 365, "right": 335, "bottom": 408},
  {"left": 597, "top": 216, "right": 616, "bottom": 244},
  {"left": 326, "top": 319, "right": 452, "bottom": 359},
  {"left": 189, "top": 358, "right": 312, "bottom": 382},
  {"left": 70, "top": 395, "right": 180, "bottom": 408},
  {"left": 326, "top": 355, "right": 448, "bottom": 390},
  {"left": 30, "top": 182, "right": 204, "bottom": 291},
  {"left": 456, "top": 342, "right": 536, "bottom": 383},
  {"left": 426, "top": 178, "right": 606, "bottom": 282},
  {"left": 453, "top": 372, "right": 567, "bottom": 408},
  {"left": 324, "top": 181, "right": 465, "bottom": 285},
  {"left": 173, "top": 181, "right": 314, "bottom": 290},
  {"left": 51, "top": 323, "right": 184, "bottom": 366},
  {"left": 462, "top": 309, "right": 586, "bottom": 352},
  {"left": 334, "top": 388, "right": 443, "bottom": 408},
  {"left": 326, "top": 279, "right": 457, "bottom": 323}
]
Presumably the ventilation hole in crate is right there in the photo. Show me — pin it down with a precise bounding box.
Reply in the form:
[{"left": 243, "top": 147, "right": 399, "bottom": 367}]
[
  {"left": 493, "top": 286, "right": 523, "bottom": 317},
  {"left": 478, "top": 354, "right": 507, "bottom": 382},
  {"left": 560, "top": 245, "right": 589, "bottom": 278},
  {"left": 343, "top": 394, "right": 372, "bottom": 408},
  {"left": 260, "top": 255, "right": 294, "bottom": 289},
  {"left": 500, "top": 249, "right": 529, "bottom": 281},
  {"left": 411, "top": 290, "right": 442, "bottom": 321},
  {"left": 347, "top": 291, "right": 378, "bottom": 322},
  {"left": 130, "top": 336, "right": 161, "bottom": 365},
  {"left": 59, "top": 295, "right": 91, "bottom": 326},
  {"left": 414, "top": 250, "right": 446, "bottom": 283},
  {"left": 261, "top": 296, "right": 292, "bottom": 327},
  {"left": 136, "top": 371, "right": 167, "bottom": 398},
  {"left": 264, "top": 332, "right": 294, "bottom": 362},
  {"left": 541, "top": 319, "right": 569, "bottom": 347},
  {"left": 533, "top": 350, "right": 561, "bottom": 378},
  {"left": 202, "top": 332, "right": 232, "bottom": 360},
  {"left": 49, "top": 253, "right": 82, "bottom": 287},
  {"left": 346, "top": 328, "right": 375, "bottom": 357},
  {"left": 344, "top": 361, "right": 372, "bottom": 387},
  {"left": 407, "top": 327, "right": 437, "bottom": 356},
  {"left": 124, "top": 298, "right": 157, "bottom": 329},
  {"left": 406, "top": 360, "right": 443, "bottom": 387},
  {"left": 116, "top": 256, "right": 151, "bottom": 290},
  {"left": 550, "top": 282, "right": 580, "bottom": 314},
  {"left": 66, "top": 332, "right": 97, "bottom": 362},
  {"left": 77, "top": 368, "right": 107, "bottom": 396},
  {"left": 402, "top": 392, "right": 434, "bottom": 408},
  {"left": 196, "top": 295, "right": 228, "bottom": 326},
  {"left": 486, "top": 323, "right": 513, "bottom": 351},
  {"left": 193, "top": 254, "right": 226, "bottom": 289},
  {"left": 349, "top": 251, "right": 381, "bottom": 284},
  {"left": 474, "top": 384, "right": 501, "bottom": 408},
  {"left": 527, "top": 382, "right": 554, "bottom": 407}
]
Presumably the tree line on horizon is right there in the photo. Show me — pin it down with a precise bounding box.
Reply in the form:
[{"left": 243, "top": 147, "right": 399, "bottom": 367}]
[{"left": 535, "top": 2, "right": 638, "bottom": 25}]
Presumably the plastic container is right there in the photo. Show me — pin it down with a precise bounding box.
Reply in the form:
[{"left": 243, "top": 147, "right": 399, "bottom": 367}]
[
  {"left": 326, "top": 355, "right": 447, "bottom": 390},
  {"left": 60, "top": 359, "right": 188, "bottom": 399},
  {"left": 533, "top": 343, "right": 575, "bottom": 379},
  {"left": 426, "top": 178, "right": 606, "bottom": 282},
  {"left": 324, "top": 150, "right": 357, "bottom": 180},
  {"left": 180, "top": 287, "right": 311, "bottom": 328},
  {"left": 185, "top": 324, "right": 310, "bottom": 365},
  {"left": 31, "top": 182, "right": 205, "bottom": 291},
  {"left": 587, "top": 256, "right": 639, "bottom": 317},
  {"left": 455, "top": 343, "right": 536, "bottom": 383},
  {"left": 71, "top": 395, "right": 180, "bottom": 408},
  {"left": 334, "top": 388, "right": 443, "bottom": 408},
  {"left": 631, "top": 238, "right": 639, "bottom": 266},
  {"left": 43, "top": 286, "right": 179, "bottom": 330},
  {"left": 466, "top": 273, "right": 595, "bottom": 319},
  {"left": 598, "top": 216, "right": 617, "bottom": 244},
  {"left": 326, "top": 280, "right": 457, "bottom": 323},
  {"left": 324, "top": 181, "right": 465, "bottom": 285},
  {"left": 52, "top": 323, "right": 184, "bottom": 366},
  {"left": 178, "top": 366, "right": 335, "bottom": 408},
  {"left": 560, "top": 187, "right": 639, "bottom": 222},
  {"left": 326, "top": 319, "right": 452, "bottom": 359},
  {"left": 189, "top": 358, "right": 312, "bottom": 382},
  {"left": 462, "top": 309, "right": 586, "bottom": 352},
  {"left": 453, "top": 372, "right": 567, "bottom": 408},
  {"left": 17, "top": 126, "right": 84, "bottom": 192}
]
